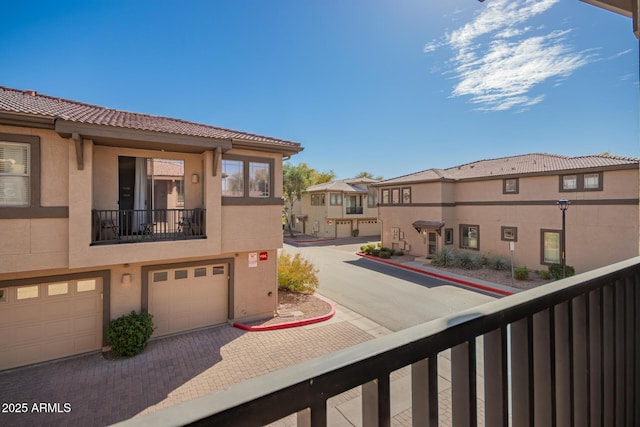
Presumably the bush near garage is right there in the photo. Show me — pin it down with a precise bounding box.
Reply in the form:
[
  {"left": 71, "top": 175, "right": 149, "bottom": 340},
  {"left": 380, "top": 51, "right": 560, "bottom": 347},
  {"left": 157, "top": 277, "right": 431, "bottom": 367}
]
[
  {"left": 548, "top": 263, "right": 576, "bottom": 280},
  {"left": 107, "top": 311, "right": 155, "bottom": 357},
  {"left": 278, "top": 252, "right": 319, "bottom": 293}
]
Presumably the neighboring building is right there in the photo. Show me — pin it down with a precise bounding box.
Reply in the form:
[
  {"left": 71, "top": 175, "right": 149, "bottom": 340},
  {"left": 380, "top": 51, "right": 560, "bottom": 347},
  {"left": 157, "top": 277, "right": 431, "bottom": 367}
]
[
  {"left": 292, "top": 178, "right": 380, "bottom": 238},
  {"left": 0, "top": 87, "right": 302, "bottom": 370},
  {"left": 375, "top": 153, "right": 639, "bottom": 273}
]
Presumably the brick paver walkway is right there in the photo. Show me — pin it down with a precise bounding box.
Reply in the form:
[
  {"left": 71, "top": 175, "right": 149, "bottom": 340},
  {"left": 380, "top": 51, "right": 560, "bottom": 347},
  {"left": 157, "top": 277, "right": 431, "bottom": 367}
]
[{"left": 0, "top": 308, "right": 378, "bottom": 427}]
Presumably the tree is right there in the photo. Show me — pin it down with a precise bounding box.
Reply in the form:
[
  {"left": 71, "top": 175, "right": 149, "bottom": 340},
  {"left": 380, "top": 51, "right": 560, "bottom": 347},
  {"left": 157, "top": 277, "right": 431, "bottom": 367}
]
[{"left": 354, "top": 171, "right": 383, "bottom": 180}]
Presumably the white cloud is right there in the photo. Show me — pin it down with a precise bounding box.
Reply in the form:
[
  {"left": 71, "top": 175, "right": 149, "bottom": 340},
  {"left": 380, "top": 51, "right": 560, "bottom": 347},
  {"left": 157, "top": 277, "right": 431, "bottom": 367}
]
[{"left": 429, "top": 0, "right": 591, "bottom": 111}]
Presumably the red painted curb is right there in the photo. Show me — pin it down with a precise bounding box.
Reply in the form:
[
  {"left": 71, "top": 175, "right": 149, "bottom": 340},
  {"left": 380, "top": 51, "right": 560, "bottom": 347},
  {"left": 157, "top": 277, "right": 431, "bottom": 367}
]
[
  {"left": 356, "top": 253, "right": 513, "bottom": 296},
  {"left": 233, "top": 294, "right": 336, "bottom": 331}
]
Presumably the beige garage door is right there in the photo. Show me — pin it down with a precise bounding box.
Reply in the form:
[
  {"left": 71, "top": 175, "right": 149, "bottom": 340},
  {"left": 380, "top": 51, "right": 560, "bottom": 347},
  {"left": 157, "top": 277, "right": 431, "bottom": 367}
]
[
  {"left": 149, "top": 264, "right": 228, "bottom": 337},
  {"left": 336, "top": 220, "right": 352, "bottom": 238},
  {"left": 358, "top": 220, "right": 380, "bottom": 237},
  {"left": 0, "top": 278, "right": 103, "bottom": 371}
]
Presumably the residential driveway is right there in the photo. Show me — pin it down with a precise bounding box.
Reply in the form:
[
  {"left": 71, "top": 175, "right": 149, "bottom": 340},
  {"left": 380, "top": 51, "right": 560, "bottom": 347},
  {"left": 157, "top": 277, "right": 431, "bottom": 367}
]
[{"left": 0, "top": 306, "right": 384, "bottom": 427}]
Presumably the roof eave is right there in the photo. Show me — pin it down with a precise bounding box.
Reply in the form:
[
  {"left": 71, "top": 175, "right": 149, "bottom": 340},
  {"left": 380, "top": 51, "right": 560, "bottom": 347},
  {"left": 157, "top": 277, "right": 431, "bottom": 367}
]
[{"left": 231, "top": 138, "right": 303, "bottom": 156}]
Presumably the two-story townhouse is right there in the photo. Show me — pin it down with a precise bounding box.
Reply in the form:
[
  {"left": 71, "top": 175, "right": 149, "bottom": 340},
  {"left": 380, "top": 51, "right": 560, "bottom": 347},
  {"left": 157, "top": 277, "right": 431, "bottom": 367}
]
[
  {"left": 375, "top": 153, "right": 639, "bottom": 273},
  {"left": 0, "top": 87, "right": 302, "bottom": 370},
  {"left": 293, "top": 178, "right": 380, "bottom": 238}
]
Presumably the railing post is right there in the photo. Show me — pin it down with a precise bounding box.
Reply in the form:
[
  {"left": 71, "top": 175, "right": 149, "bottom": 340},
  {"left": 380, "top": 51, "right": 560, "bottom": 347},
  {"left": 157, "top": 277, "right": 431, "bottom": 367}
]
[
  {"left": 533, "top": 309, "right": 553, "bottom": 426},
  {"left": 411, "top": 357, "right": 438, "bottom": 426},
  {"left": 362, "top": 377, "right": 390, "bottom": 427},
  {"left": 451, "top": 340, "right": 476, "bottom": 427},
  {"left": 624, "top": 277, "right": 635, "bottom": 425},
  {"left": 602, "top": 284, "right": 614, "bottom": 424},
  {"left": 571, "top": 296, "right": 587, "bottom": 427},
  {"left": 511, "top": 317, "right": 532, "bottom": 427},
  {"left": 484, "top": 328, "right": 507, "bottom": 427},
  {"left": 614, "top": 280, "right": 625, "bottom": 425},
  {"left": 589, "top": 288, "right": 603, "bottom": 426},
  {"left": 555, "top": 300, "right": 572, "bottom": 426}
]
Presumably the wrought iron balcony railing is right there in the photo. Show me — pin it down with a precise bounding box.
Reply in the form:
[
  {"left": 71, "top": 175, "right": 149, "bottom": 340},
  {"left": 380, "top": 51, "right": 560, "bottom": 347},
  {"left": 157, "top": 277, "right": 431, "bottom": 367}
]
[
  {"left": 346, "top": 206, "right": 364, "bottom": 215},
  {"left": 116, "top": 256, "right": 640, "bottom": 426},
  {"left": 91, "top": 208, "right": 205, "bottom": 245}
]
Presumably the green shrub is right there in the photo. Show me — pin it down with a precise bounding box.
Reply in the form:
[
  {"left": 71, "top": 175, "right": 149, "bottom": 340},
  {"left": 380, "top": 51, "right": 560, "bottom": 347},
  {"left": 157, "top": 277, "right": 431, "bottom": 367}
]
[
  {"left": 514, "top": 267, "right": 529, "bottom": 281},
  {"left": 548, "top": 263, "right": 575, "bottom": 280},
  {"left": 457, "top": 251, "right": 481, "bottom": 270},
  {"left": 360, "top": 244, "right": 377, "bottom": 255},
  {"left": 537, "top": 269, "right": 552, "bottom": 280},
  {"left": 278, "top": 252, "right": 319, "bottom": 293},
  {"left": 379, "top": 250, "right": 392, "bottom": 259},
  {"left": 488, "top": 256, "right": 510, "bottom": 271},
  {"left": 107, "top": 311, "right": 155, "bottom": 357},
  {"left": 431, "top": 248, "right": 458, "bottom": 267},
  {"left": 380, "top": 247, "right": 395, "bottom": 256}
]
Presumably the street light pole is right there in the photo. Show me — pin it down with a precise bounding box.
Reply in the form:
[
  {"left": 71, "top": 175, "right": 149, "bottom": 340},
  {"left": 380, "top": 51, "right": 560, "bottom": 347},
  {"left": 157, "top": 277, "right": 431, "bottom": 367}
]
[{"left": 557, "top": 199, "right": 570, "bottom": 278}]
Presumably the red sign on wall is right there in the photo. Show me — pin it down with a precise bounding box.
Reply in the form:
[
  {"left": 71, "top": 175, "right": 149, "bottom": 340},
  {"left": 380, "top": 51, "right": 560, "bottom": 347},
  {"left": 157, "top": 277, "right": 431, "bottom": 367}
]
[{"left": 259, "top": 252, "right": 268, "bottom": 261}]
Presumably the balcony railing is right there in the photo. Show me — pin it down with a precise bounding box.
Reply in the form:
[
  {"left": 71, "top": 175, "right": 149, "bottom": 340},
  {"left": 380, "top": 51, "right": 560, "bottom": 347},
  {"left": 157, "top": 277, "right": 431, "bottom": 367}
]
[
  {"left": 91, "top": 208, "right": 205, "bottom": 245},
  {"left": 346, "top": 206, "right": 364, "bottom": 215},
  {"left": 118, "top": 257, "right": 640, "bottom": 426}
]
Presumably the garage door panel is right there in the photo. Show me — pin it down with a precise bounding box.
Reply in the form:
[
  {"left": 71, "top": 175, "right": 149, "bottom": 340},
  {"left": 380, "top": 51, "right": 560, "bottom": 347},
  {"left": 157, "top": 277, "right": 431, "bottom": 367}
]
[
  {"left": 0, "top": 278, "right": 103, "bottom": 371},
  {"left": 149, "top": 264, "right": 228, "bottom": 337}
]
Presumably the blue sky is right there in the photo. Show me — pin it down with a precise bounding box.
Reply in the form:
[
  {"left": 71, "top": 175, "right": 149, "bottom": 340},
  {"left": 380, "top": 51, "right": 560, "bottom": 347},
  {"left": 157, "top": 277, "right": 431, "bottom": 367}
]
[{"left": 1, "top": 0, "right": 637, "bottom": 179}]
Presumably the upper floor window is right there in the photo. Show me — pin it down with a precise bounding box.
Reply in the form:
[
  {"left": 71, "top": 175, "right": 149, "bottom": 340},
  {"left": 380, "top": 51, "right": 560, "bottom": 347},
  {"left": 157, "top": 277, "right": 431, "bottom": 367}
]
[
  {"left": 402, "top": 187, "right": 411, "bottom": 204},
  {"left": 367, "top": 187, "right": 377, "bottom": 208},
  {"left": 560, "top": 172, "right": 602, "bottom": 192},
  {"left": 0, "top": 141, "right": 30, "bottom": 207},
  {"left": 330, "top": 193, "right": 342, "bottom": 205},
  {"left": 503, "top": 178, "right": 519, "bottom": 194},
  {"left": 249, "top": 161, "right": 270, "bottom": 197},
  {"left": 222, "top": 155, "right": 275, "bottom": 204},
  {"left": 311, "top": 194, "right": 325, "bottom": 206},
  {"left": 541, "top": 229, "right": 561, "bottom": 265},
  {"left": 381, "top": 189, "right": 389, "bottom": 204},
  {"left": 391, "top": 188, "right": 400, "bottom": 204}
]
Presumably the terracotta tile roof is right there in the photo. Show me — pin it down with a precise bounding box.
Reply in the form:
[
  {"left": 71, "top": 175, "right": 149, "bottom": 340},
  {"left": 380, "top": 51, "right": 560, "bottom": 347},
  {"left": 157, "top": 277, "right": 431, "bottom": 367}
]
[
  {"left": 378, "top": 153, "right": 639, "bottom": 185},
  {"left": 306, "top": 178, "right": 378, "bottom": 193},
  {"left": 0, "top": 87, "right": 301, "bottom": 151}
]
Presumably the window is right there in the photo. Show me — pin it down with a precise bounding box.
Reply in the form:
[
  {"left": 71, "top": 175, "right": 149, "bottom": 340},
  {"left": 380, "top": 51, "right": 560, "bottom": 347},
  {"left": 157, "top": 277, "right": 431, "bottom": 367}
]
[
  {"left": 77, "top": 279, "right": 97, "bottom": 292},
  {"left": 175, "top": 270, "right": 188, "bottom": 280},
  {"left": 17, "top": 285, "right": 39, "bottom": 300},
  {"left": 212, "top": 266, "right": 225, "bottom": 275},
  {"left": 367, "top": 187, "right": 377, "bottom": 207},
  {"left": 503, "top": 178, "right": 519, "bottom": 194},
  {"left": 330, "top": 193, "right": 342, "bottom": 205},
  {"left": 381, "top": 189, "right": 389, "bottom": 204},
  {"left": 249, "top": 161, "right": 270, "bottom": 197},
  {"left": 0, "top": 141, "right": 30, "bottom": 207},
  {"left": 311, "top": 194, "right": 325, "bottom": 206},
  {"left": 391, "top": 188, "right": 400, "bottom": 204},
  {"left": 501, "top": 226, "right": 518, "bottom": 241},
  {"left": 222, "top": 160, "right": 244, "bottom": 197},
  {"left": 153, "top": 272, "right": 168, "bottom": 282},
  {"left": 48, "top": 282, "right": 68, "bottom": 296},
  {"left": 0, "top": 289, "right": 5, "bottom": 302},
  {"left": 562, "top": 175, "right": 577, "bottom": 190},
  {"left": 194, "top": 267, "right": 207, "bottom": 277},
  {"left": 222, "top": 155, "right": 275, "bottom": 204},
  {"left": 402, "top": 188, "right": 411, "bottom": 204},
  {"left": 541, "top": 230, "right": 561, "bottom": 264},
  {"left": 444, "top": 228, "right": 454, "bottom": 245},
  {"left": 560, "top": 172, "right": 602, "bottom": 192},
  {"left": 584, "top": 173, "right": 600, "bottom": 190},
  {"left": 460, "top": 224, "right": 479, "bottom": 250}
]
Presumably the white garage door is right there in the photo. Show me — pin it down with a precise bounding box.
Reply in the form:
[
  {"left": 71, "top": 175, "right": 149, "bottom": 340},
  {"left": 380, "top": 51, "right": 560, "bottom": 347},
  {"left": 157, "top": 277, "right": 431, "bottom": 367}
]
[
  {"left": 149, "top": 264, "right": 228, "bottom": 337},
  {"left": 336, "top": 220, "right": 352, "bottom": 238},
  {"left": 0, "top": 278, "right": 103, "bottom": 371},
  {"left": 358, "top": 220, "right": 380, "bottom": 237}
]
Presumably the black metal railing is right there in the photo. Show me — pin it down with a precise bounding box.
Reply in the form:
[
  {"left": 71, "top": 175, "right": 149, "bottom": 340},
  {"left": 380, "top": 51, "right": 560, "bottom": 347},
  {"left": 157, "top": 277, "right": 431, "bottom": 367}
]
[
  {"left": 117, "top": 257, "right": 640, "bottom": 426},
  {"left": 346, "top": 206, "right": 364, "bottom": 215},
  {"left": 91, "top": 208, "right": 205, "bottom": 244}
]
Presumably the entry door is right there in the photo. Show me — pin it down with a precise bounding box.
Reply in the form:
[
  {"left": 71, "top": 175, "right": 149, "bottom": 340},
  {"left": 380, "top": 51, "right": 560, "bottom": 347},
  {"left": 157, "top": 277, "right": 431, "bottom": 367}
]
[{"left": 427, "top": 231, "right": 437, "bottom": 257}]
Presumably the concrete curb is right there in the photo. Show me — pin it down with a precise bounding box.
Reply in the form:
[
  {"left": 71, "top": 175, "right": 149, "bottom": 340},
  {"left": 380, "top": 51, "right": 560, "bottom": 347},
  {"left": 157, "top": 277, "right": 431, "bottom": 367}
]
[
  {"left": 233, "top": 294, "right": 336, "bottom": 331},
  {"left": 283, "top": 236, "right": 337, "bottom": 244},
  {"left": 356, "top": 252, "right": 514, "bottom": 296}
]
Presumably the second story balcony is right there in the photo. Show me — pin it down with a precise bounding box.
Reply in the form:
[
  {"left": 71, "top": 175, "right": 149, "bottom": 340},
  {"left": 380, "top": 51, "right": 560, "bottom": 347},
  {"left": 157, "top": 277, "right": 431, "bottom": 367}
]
[
  {"left": 346, "top": 206, "right": 364, "bottom": 215},
  {"left": 91, "top": 208, "right": 205, "bottom": 245}
]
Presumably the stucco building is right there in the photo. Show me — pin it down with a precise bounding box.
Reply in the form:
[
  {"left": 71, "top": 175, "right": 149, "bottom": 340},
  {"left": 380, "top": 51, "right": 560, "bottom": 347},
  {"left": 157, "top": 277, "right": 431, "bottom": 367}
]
[
  {"left": 0, "top": 87, "right": 302, "bottom": 370},
  {"left": 292, "top": 178, "right": 380, "bottom": 238},
  {"left": 375, "top": 153, "right": 639, "bottom": 273}
]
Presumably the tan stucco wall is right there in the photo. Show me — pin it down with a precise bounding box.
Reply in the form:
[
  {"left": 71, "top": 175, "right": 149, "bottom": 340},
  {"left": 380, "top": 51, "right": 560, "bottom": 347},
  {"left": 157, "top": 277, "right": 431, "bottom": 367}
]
[
  {"left": 231, "top": 250, "right": 278, "bottom": 322},
  {"left": 221, "top": 205, "right": 283, "bottom": 252}
]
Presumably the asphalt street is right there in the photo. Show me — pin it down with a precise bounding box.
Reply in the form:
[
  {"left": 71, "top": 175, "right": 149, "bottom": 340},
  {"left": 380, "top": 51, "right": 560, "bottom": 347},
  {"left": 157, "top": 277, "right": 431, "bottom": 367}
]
[{"left": 283, "top": 239, "right": 496, "bottom": 332}]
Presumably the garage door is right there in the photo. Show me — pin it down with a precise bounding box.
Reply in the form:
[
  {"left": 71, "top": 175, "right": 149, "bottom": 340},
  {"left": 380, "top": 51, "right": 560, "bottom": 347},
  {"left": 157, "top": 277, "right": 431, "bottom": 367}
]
[
  {"left": 0, "top": 278, "right": 103, "bottom": 371},
  {"left": 336, "top": 220, "right": 352, "bottom": 238},
  {"left": 358, "top": 220, "right": 380, "bottom": 237},
  {"left": 149, "top": 264, "right": 228, "bottom": 337}
]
